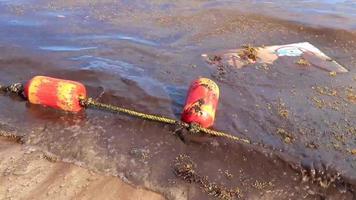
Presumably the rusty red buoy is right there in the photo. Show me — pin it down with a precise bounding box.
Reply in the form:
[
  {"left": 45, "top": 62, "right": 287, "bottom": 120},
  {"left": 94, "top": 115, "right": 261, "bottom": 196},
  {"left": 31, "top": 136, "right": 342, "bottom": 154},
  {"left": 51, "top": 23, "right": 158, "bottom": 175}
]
[
  {"left": 181, "top": 78, "right": 220, "bottom": 128},
  {"left": 24, "top": 76, "right": 87, "bottom": 112}
]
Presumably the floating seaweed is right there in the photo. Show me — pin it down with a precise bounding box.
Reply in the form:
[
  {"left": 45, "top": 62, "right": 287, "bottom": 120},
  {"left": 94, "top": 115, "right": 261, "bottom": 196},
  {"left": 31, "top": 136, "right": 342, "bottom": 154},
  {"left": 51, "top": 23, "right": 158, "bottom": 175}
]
[
  {"left": 276, "top": 128, "right": 294, "bottom": 144},
  {"left": 329, "top": 71, "right": 337, "bottom": 77},
  {"left": 277, "top": 99, "right": 289, "bottom": 119},
  {"left": 296, "top": 58, "right": 310, "bottom": 66},
  {"left": 238, "top": 45, "right": 258, "bottom": 62},
  {"left": 0, "top": 125, "right": 24, "bottom": 144}
]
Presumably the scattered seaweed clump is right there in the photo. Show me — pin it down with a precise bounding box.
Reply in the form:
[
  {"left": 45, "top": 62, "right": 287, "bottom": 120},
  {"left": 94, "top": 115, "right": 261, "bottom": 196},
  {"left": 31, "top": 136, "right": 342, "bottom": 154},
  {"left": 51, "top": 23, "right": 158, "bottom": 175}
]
[
  {"left": 0, "top": 123, "right": 24, "bottom": 144},
  {"left": 238, "top": 45, "right": 258, "bottom": 62},
  {"left": 305, "top": 141, "right": 319, "bottom": 149},
  {"left": 130, "top": 148, "right": 150, "bottom": 163},
  {"left": 311, "top": 97, "right": 326, "bottom": 109},
  {"left": 329, "top": 71, "right": 337, "bottom": 77},
  {"left": 0, "top": 132, "right": 24, "bottom": 144},
  {"left": 206, "top": 55, "right": 227, "bottom": 80},
  {"left": 310, "top": 85, "right": 354, "bottom": 111},
  {"left": 345, "top": 87, "right": 356, "bottom": 104},
  {"left": 42, "top": 151, "right": 60, "bottom": 163},
  {"left": 313, "top": 86, "right": 338, "bottom": 97},
  {"left": 208, "top": 55, "right": 222, "bottom": 62},
  {"left": 260, "top": 63, "right": 270, "bottom": 71},
  {"left": 300, "top": 162, "right": 343, "bottom": 189},
  {"left": 276, "top": 128, "right": 294, "bottom": 144},
  {"left": 225, "top": 171, "right": 233, "bottom": 180},
  {"left": 278, "top": 108, "right": 289, "bottom": 118},
  {"left": 296, "top": 58, "right": 310, "bottom": 66},
  {"left": 174, "top": 154, "right": 242, "bottom": 200},
  {"left": 252, "top": 180, "right": 273, "bottom": 190},
  {"left": 217, "top": 169, "right": 234, "bottom": 180},
  {"left": 277, "top": 100, "right": 289, "bottom": 119}
]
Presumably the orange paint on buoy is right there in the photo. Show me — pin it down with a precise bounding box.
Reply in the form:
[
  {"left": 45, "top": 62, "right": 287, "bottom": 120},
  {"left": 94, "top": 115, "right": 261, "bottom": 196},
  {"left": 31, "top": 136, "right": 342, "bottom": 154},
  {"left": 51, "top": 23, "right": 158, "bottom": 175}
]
[
  {"left": 24, "top": 76, "right": 86, "bottom": 112},
  {"left": 181, "top": 78, "right": 219, "bottom": 128}
]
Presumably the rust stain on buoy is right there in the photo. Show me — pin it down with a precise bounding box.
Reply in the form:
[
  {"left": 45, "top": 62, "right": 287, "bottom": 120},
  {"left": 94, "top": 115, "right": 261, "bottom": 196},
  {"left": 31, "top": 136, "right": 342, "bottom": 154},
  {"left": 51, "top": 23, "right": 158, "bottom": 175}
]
[
  {"left": 24, "top": 76, "right": 86, "bottom": 112},
  {"left": 181, "top": 78, "right": 220, "bottom": 128}
]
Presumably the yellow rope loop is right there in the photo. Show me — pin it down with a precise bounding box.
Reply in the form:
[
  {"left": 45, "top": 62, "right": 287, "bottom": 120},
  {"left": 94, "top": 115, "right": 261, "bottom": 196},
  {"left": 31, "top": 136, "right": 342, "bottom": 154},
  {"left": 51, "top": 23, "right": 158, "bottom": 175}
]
[
  {"left": 199, "top": 127, "right": 251, "bottom": 144},
  {"left": 81, "top": 98, "right": 177, "bottom": 125},
  {"left": 80, "top": 98, "right": 251, "bottom": 144}
]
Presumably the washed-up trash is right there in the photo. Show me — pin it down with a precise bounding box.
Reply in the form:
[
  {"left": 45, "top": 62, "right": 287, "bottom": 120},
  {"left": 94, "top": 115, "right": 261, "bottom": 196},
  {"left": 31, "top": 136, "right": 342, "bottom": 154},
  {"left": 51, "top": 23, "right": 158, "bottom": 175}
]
[{"left": 202, "top": 42, "right": 348, "bottom": 73}]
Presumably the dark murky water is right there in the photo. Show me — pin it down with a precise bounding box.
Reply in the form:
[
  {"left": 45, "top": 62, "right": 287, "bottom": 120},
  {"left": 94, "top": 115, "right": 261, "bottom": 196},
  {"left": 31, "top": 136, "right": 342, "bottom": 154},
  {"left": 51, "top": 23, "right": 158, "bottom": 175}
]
[{"left": 0, "top": 0, "right": 355, "bottom": 199}]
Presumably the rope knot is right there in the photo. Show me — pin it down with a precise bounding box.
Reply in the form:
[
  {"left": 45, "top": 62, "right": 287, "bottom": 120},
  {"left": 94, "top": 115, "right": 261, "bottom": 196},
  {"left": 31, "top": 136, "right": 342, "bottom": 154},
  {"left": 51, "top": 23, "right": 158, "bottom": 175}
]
[
  {"left": 188, "top": 123, "right": 202, "bottom": 134},
  {"left": 1, "top": 83, "right": 24, "bottom": 96},
  {"left": 7, "top": 83, "right": 24, "bottom": 94},
  {"left": 79, "top": 97, "right": 94, "bottom": 108},
  {"left": 173, "top": 121, "right": 202, "bottom": 135}
]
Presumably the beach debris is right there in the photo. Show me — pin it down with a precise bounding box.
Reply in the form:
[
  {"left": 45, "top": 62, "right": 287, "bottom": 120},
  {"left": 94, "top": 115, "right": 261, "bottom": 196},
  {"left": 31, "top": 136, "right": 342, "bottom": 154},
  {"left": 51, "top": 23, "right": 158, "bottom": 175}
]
[
  {"left": 276, "top": 128, "right": 294, "bottom": 144},
  {"left": 277, "top": 99, "right": 289, "bottom": 119},
  {"left": 223, "top": 170, "right": 234, "bottom": 180},
  {"left": 345, "top": 87, "right": 356, "bottom": 104},
  {"left": 202, "top": 42, "right": 348, "bottom": 73},
  {"left": 252, "top": 180, "right": 273, "bottom": 190},
  {"left": 313, "top": 86, "right": 338, "bottom": 97},
  {"left": 174, "top": 154, "right": 242, "bottom": 199},
  {"left": 42, "top": 151, "right": 60, "bottom": 162},
  {"left": 0, "top": 123, "right": 23, "bottom": 144},
  {"left": 311, "top": 97, "right": 326, "bottom": 109},
  {"left": 300, "top": 162, "right": 343, "bottom": 189},
  {"left": 237, "top": 45, "right": 258, "bottom": 63},
  {"left": 130, "top": 148, "right": 150, "bottom": 163},
  {"left": 296, "top": 58, "right": 310, "bottom": 66},
  {"left": 306, "top": 141, "right": 319, "bottom": 149},
  {"left": 309, "top": 85, "right": 355, "bottom": 111},
  {"left": 329, "top": 71, "right": 337, "bottom": 77},
  {"left": 218, "top": 169, "right": 234, "bottom": 180},
  {"left": 0, "top": 132, "right": 23, "bottom": 144}
]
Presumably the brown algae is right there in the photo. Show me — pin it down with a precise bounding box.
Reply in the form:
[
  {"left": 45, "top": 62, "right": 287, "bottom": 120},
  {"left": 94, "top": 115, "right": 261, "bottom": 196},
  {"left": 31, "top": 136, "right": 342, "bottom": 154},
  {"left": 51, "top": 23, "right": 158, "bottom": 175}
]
[
  {"left": 276, "top": 128, "right": 294, "bottom": 144},
  {"left": 296, "top": 58, "right": 311, "bottom": 66},
  {"left": 238, "top": 45, "right": 258, "bottom": 62},
  {"left": 174, "top": 154, "right": 242, "bottom": 200}
]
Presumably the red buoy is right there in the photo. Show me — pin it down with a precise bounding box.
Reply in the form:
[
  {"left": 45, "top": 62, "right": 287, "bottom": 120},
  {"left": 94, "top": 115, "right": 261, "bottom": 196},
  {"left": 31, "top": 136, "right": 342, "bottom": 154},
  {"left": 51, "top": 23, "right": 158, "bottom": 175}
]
[
  {"left": 181, "top": 78, "right": 220, "bottom": 128},
  {"left": 24, "top": 76, "right": 87, "bottom": 112}
]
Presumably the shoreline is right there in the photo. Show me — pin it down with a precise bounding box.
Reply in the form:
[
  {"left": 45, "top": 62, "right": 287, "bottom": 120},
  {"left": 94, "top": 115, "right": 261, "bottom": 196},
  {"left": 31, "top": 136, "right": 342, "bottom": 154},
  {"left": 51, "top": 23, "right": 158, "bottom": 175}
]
[{"left": 0, "top": 1, "right": 355, "bottom": 199}]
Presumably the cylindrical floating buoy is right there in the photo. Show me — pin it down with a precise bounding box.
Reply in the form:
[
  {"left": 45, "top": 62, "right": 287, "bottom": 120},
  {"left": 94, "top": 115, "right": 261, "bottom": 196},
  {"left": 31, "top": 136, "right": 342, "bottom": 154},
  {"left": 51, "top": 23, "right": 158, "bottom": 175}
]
[
  {"left": 24, "top": 76, "right": 87, "bottom": 112},
  {"left": 181, "top": 78, "right": 219, "bottom": 128}
]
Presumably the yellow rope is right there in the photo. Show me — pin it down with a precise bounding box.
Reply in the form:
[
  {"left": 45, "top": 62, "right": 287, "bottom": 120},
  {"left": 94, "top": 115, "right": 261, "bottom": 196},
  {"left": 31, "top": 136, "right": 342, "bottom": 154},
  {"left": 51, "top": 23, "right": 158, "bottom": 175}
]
[
  {"left": 0, "top": 83, "right": 251, "bottom": 145},
  {"left": 199, "top": 127, "right": 251, "bottom": 144},
  {"left": 80, "top": 98, "right": 251, "bottom": 144},
  {"left": 80, "top": 98, "right": 177, "bottom": 124}
]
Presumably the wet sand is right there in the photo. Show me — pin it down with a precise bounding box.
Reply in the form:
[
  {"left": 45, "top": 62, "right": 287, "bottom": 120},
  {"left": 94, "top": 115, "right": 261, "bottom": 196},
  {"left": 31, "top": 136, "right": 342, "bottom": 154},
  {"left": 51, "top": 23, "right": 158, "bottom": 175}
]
[{"left": 0, "top": 136, "right": 165, "bottom": 200}]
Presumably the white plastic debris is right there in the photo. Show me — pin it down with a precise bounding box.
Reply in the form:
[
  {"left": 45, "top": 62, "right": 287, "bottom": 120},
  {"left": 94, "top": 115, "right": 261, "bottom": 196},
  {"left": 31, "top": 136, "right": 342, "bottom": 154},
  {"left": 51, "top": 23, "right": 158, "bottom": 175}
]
[{"left": 202, "top": 42, "right": 348, "bottom": 73}]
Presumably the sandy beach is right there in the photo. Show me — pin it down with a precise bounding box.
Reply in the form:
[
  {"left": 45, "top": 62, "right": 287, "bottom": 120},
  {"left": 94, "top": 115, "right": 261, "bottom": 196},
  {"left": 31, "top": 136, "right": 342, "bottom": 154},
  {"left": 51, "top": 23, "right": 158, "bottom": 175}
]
[{"left": 0, "top": 136, "right": 165, "bottom": 200}]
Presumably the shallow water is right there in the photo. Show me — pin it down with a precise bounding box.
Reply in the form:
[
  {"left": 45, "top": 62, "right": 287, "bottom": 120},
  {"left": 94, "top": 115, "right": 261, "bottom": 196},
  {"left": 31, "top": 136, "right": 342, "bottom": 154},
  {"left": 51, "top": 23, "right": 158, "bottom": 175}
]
[{"left": 0, "top": 0, "right": 355, "bottom": 199}]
